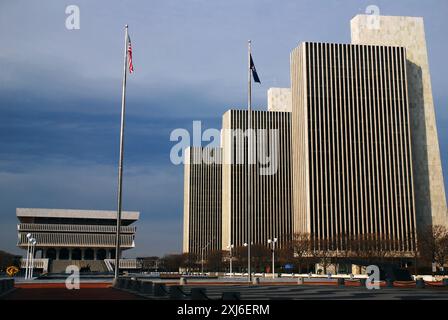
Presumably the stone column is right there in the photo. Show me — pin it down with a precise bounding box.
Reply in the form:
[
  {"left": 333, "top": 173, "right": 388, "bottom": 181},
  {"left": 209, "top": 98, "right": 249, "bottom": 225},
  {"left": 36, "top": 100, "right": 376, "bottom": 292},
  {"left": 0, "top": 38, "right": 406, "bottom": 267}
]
[
  {"left": 69, "top": 248, "right": 73, "bottom": 260},
  {"left": 56, "top": 248, "right": 61, "bottom": 260},
  {"left": 93, "top": 248, "right": 97, "bottom": 260},
  {"left": 81, "top": 248, "right": 86, "bottom": 260}
]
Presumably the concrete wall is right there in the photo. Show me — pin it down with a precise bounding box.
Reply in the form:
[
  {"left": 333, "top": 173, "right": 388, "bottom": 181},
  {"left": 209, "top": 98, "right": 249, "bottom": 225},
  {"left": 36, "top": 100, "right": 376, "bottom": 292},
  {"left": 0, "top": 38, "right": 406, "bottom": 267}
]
[{"left": 268, "top": 88, "right": 292, "bottom": 112}]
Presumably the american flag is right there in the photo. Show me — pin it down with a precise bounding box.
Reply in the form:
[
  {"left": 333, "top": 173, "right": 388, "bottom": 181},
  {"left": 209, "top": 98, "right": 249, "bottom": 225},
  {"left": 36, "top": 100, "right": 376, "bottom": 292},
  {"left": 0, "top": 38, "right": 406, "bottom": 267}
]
[{"left": 127, "top": 34, "right": 134, "bottom": 74}]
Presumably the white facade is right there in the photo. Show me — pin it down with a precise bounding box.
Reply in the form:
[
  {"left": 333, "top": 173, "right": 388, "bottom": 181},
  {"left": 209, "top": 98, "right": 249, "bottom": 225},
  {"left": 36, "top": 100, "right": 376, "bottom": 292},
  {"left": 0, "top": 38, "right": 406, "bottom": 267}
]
[
  {"left": 268, "top": 87, "right": 292, "bottom": 112},
  {"left": 17, "top": 208, "right": 139, "bottom": 263}
]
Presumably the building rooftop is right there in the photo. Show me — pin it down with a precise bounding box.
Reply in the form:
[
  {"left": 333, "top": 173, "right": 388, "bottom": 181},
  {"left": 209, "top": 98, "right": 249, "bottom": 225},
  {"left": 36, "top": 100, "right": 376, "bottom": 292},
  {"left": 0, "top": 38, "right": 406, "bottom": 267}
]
[{"left": 16, "top": 208, "right": 140, "bottom": 221}]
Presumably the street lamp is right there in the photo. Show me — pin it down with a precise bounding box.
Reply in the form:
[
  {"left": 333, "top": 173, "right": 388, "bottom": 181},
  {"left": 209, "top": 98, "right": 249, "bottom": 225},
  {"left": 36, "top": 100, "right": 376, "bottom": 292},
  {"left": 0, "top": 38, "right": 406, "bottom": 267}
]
[
  {"left": 243, "top": 242, "right": 252, "bottom": 277},
  {"left": 267, "top": 238, "right": 278, "bottom": 279},
  {"left": 226, "top": 244, "right": 234, "bottom": 276},
  {"left": 29, "top": 238, "right": 37, "bottom": 279},
  {"left": 201, "top": 238, "right": 215, "bottom": 275},
  {"left": 25, "top": 233, "right": 32, "bottom": 279}
]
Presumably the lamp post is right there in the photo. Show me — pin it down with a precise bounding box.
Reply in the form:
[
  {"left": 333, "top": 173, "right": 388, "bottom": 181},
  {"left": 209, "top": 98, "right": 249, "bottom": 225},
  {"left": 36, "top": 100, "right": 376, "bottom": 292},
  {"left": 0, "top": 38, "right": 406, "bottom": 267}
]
[
  {"left": 243, "top": 242, "right": 252, "bottom": 276},
  {"left": 30, "top": 238, "right": 37, "bottom": 279},
  {"left": 268, "top": 238, "right": 278, "bottom": 279},
  {"left": 25, "top": 233, "right": 32, "bottom": 279},
  {"left": 201, "top": 238, "right": 214, "bottom": 275},
  {"left": 226, "top": 244, "right": 234, "bottom": 276}
]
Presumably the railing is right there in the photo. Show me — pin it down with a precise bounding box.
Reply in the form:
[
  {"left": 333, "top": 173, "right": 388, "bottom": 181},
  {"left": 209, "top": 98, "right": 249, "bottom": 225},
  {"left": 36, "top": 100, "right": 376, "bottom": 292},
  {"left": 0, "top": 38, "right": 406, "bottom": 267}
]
[
  {"left": 20, "top": 258, "right": 49, "bottom": 273},
  {"left": 17, "top": 233, "right": 135, "bottom": 247},
  {"left": 104, "top": 259, "right": 113, "bottom": 272},
  {"left": 104, "top": 259, "right": 141, "bottom": 271},
  {"left": 18, "top": 223, "right": 136, "bottom": 234}
]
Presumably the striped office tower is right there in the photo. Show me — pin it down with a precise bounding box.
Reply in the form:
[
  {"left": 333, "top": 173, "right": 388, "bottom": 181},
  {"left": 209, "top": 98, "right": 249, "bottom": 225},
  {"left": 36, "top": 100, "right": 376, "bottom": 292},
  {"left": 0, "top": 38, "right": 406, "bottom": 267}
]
[
  {"left": 183, "top": 147, "right": 222, "bottom": 258},
  {"left": 351, "top": 15, "right": 448, "bottom": 232},
  {"left": 221, "top": 109, "right": 293, "bottom": 250},
  {"left": 291, "top": 42, "right": 417, "bottom": 254}
]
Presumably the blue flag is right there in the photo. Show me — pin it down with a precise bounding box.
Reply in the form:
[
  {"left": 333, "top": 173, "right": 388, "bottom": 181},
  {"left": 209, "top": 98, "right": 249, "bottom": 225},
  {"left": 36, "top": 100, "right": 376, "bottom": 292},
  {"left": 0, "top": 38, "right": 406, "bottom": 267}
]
[{"left": 250, "top": 54, "right": 261, "bottom": 83}]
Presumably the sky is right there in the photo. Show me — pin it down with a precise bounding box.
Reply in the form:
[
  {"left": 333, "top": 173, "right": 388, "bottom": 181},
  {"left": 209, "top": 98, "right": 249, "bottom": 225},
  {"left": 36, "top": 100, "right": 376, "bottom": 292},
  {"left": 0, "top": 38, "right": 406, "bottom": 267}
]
[{"left": 0, "top": 0, "right": 447, "bottom": 257}]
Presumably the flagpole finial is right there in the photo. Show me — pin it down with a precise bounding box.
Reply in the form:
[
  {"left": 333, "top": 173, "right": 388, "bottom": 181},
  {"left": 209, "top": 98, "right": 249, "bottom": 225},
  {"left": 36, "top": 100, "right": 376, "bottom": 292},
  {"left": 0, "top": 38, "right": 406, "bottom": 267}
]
[{"left": 125, "top": 24, "right": 128, "bottom": 29}]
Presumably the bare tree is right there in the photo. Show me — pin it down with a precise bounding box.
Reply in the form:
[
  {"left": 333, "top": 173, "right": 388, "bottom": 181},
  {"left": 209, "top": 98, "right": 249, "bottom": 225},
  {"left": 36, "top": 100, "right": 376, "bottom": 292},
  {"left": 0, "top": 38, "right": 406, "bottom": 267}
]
[
  {"left": 251, "top": 244, "right": 270, "bottom": 273},
  {"left": 290, "top": 232, "right": 312, "bottom": 273},
  {"left": 233, "top": 246, "right": 248, "bottom": 272},
  {"left": 343, "top": 233, "right": 402, "bottom": 264},
  {"left": 180, "top": 252, "right": 198, "bottom": 272},
  {"left": 311, "top": 237, "right": 333, "bottom": 274},
  {"left": 276, "top": 238, "right": 296, "bottom": 273},
  {"left": 419, "top": 225, "right": 448, "bottom": 272},
  {"left": 161, "top": 254, "right": 185, "bottom": 272},
  {"left": 206, "top": 250, "right": 224, "bottom": 272}
]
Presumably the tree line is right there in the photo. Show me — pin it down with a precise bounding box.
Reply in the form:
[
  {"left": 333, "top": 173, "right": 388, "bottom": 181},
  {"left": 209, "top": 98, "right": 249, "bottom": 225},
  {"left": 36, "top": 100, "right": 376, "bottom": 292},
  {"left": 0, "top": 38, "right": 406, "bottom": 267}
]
[{"left": 151, "top": 225, "right": 448, "bottom": 274}]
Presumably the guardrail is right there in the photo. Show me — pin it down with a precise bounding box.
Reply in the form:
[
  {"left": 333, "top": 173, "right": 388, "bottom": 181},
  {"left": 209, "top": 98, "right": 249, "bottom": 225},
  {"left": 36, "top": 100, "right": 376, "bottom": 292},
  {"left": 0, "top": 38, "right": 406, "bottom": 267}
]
[
  {"left": 104, "top": 259, "right": 142, "bottom": 272},
  {"left": 20, "top": 258, "right": 49, "bottom": 273},
  {"left": 17, "top": 233, "right": 135, "bottom": 247},
  {"left": 18, "top": 223, "right": 136, "bottom": 234}
]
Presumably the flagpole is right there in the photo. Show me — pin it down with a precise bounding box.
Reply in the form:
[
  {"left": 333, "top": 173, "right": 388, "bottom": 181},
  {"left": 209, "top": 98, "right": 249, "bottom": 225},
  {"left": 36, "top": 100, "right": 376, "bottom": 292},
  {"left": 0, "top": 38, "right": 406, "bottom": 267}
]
[
  {"left": 247, "top": 40, "right": 252, "bottom": 283},
  {"left": 114, "top": 24, "right": 129, "bottom": 281}
]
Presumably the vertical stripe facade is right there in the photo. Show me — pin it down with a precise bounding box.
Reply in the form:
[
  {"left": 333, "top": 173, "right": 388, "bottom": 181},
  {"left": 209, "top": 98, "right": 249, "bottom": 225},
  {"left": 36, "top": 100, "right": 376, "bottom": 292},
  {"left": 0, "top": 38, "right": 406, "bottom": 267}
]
[
  {"left": 183, "top": 147, "right": 222, "bottom": 258},
  {"left": 351, "top": 14, "right": 448, "bottom": 232},
  {"left": 221, "top": 110, "right": 293, "bottom": 250},
  {"left": 291, "top": 42, "right": 417, "bottom": 254}
]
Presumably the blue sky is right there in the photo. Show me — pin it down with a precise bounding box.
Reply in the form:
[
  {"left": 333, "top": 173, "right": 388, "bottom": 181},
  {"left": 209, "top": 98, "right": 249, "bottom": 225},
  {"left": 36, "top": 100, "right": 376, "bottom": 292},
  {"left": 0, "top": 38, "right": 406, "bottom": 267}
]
[{"left": 1, "top": 0, "right": 447, "bottom": 257}]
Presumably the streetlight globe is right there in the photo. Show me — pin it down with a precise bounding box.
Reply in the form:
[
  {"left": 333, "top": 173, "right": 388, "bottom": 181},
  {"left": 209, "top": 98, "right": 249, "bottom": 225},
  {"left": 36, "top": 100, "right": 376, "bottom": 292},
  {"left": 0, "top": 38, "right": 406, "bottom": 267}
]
[
  {"left": 268, "top": 239, "right": 272, "bottom": 243},
  {"left": 26, "top": 233, "right": 32, "bottom": 239},
  {"left": 274, "top": 238, "right": 278, "bottom": 242},
  {"left": 243, "top": 243, "right": 248, "bottom": 247}
]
